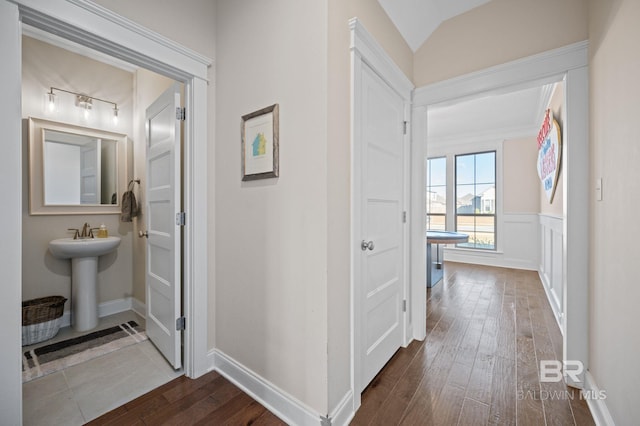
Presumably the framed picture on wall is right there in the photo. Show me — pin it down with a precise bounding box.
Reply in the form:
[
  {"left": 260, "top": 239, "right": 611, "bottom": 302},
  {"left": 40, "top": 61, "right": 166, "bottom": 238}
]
[{"left": 241, "top": 104, "right": 279, "bottom": 181}]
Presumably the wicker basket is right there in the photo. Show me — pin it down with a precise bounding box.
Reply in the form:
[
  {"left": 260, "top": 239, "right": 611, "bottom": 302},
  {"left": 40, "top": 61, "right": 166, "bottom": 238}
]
[{"left": 22, "top": 296, "right": 67, "bottom": 346}]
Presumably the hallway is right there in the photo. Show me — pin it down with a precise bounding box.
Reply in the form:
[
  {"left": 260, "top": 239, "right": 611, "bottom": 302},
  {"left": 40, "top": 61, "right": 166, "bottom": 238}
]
[
  {"left": 90, "top": 263, "right": 597, "bottom": 425},
  {"left": 351, "top": 263, "right": 595, "bottom": 425}
]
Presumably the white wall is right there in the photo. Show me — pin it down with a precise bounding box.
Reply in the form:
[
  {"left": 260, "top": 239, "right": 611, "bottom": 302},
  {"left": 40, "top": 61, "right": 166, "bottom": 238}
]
[
  {"left": 215, "top": 0, "right": 329, "bottom": 414},
  {"left": 21, "top": 36, "right": 135, "bottom": 307},
  {"left": 588, "top": 0, "right": 640, "bottom": 423}
]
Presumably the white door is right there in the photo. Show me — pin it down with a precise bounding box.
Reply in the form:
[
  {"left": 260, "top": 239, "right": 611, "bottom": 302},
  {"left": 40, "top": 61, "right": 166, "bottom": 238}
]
[
  {"left": 145, "top": 84, "right": 182, "bottom": 369},
  {"left": 80, "top": 139, "right": 99, "bottom": 204},
  {"left": 359, "top": 63, "right": 406, "bottom": 390}
]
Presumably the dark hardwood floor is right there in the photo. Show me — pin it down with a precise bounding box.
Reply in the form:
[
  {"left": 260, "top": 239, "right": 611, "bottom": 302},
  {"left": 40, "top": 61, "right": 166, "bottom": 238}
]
[
  {"left": 91, "top": 262, "right": 595, "bottom": 425},
  {"left": 87, "top": 371, "right": 286, "bottom": 425},
  {"left": 351, "top": 262, "right": 595, "bottom": 426}
]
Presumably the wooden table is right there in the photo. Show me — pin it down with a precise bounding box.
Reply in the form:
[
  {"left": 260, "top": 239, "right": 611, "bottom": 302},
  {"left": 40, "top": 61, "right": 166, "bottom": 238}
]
[{"left": 426, "top": 231, "right": 469, "bottom": 287}]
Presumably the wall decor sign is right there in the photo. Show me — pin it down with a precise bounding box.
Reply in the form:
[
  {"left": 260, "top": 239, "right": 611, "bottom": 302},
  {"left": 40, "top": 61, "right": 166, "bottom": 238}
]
[
  {"left": 537, "top": 109, "right": 562, "bottom": 203},
  {"left": 241, "top": 104, "right": 279, "bottom": 181}
]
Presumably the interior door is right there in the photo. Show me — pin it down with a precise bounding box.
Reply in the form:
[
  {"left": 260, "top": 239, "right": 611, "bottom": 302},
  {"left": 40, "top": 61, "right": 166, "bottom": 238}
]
[
  {"left": 360, "top": 63, "right": 406, "bottom": 390},
  {"left": 80, "top": 139, "right": 99, "bottom": 204},
  {"left": 145, "top": 83, "right": 182, "bottom": 369}
]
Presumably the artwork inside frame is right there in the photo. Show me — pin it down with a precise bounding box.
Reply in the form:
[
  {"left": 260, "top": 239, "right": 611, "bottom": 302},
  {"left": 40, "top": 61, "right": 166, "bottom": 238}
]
[{"left": 241, "top": 104, "right": 279, "bottom": 181}]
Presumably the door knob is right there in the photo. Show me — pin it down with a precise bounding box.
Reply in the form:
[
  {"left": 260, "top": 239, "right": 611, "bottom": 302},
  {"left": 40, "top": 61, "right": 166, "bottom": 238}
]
[
  {"left": 361, "top": 240, "right": 375, "bottom": 251},
  {"left": 138, "top": 230, "right": 148, "bottom": 238}
]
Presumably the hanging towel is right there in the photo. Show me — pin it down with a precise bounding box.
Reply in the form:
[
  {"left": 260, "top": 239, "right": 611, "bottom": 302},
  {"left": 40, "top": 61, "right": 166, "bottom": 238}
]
[{"left": 120, "top": 189, "right": 139, "bottom": 222}]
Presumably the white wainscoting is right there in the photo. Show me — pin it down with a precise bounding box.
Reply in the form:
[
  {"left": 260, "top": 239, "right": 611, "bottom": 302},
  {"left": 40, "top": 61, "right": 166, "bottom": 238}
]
[
  {"left": 538, "top": 214, "right": 564, "bottom": 329},
  {"left": 443, "top": 213, "right": 540, "bottom": 271}
]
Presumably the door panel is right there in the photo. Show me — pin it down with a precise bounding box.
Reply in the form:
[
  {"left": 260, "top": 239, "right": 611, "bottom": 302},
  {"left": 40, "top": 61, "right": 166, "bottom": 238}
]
[
  {"left": 80, "top": 140, "right": 99, "bottom": 204},
  {"left": 360, "top": 63, "right": 406, "bottom": 390},
  {"left": 145, "top": 83, "right": 182, "bottom": 369}
]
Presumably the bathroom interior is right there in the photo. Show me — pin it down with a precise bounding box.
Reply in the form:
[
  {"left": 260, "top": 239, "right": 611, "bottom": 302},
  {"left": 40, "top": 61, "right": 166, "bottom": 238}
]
[{"left": 21, "top": 26, "right": 183, "bottom": 424}]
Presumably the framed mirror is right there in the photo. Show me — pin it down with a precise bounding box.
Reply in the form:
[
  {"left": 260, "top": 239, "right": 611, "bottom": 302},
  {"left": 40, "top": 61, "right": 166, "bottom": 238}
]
[{"left": 29, "top": 117, "right": 128, "bottom": 215}]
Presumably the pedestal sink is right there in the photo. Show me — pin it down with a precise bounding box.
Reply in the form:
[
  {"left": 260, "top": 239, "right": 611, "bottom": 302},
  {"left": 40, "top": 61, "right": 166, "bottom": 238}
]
[{"left": 49, "top": 237, "right": 121, "bottom": 331}]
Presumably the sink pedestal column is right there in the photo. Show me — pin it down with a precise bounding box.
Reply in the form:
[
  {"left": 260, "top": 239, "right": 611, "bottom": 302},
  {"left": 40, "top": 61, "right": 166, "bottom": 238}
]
[{"left": 71, "top": 256, "right": 99, "bottom": 331}]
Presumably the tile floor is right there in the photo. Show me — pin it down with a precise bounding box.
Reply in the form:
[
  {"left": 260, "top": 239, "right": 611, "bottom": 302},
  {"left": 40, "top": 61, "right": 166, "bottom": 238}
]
[{"left": 22, "top": 311, "right": 183, "bottom": 425}]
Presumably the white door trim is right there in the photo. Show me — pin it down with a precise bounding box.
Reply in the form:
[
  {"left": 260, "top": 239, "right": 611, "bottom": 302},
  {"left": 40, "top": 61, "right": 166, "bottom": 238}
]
[
  {"left": 350, "top": 18, "right": 414, "bottom": 411},
  {"left": 6, "top": 0, "right": 212, "bottom": 380},
  {"left": 412, "top": 41, "right": 589, "bottom": 385}
]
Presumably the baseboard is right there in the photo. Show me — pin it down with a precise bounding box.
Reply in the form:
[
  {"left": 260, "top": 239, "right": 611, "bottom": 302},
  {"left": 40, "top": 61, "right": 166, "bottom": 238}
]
[
  {"left": 211, "top": 349, "right": 339, "bottom": 425},
  {"left": 131, "top": 297, "right": 146, "bottom": 318},
  {"left": 329, "top": 390, "right": 355, "bottom": 426},
  {"left": 537, "top": 269, "right": 563, "bottom": 331},
  {"left": 59, "top": 297, "right": 136, "bottom": 328},
  {"left": 584, "top": 371, "right": 616, "bottom": 426},
  {"left": 444, "top": 250, "right": 537, "bottom": 271}
]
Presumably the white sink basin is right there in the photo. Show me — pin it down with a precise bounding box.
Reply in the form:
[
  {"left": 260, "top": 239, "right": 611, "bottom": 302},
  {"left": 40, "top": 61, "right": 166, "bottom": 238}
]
[{"left": 49, "top": 236, "right": 121, "bottom": 259}]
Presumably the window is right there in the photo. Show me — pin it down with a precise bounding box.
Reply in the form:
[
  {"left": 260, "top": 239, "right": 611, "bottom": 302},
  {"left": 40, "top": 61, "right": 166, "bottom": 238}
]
[
  {"left": 426, "top": 157, "right": 446, "bottom": 231},
  {"left": 455, "top": 151, "right": 496, "bottom": 250}
]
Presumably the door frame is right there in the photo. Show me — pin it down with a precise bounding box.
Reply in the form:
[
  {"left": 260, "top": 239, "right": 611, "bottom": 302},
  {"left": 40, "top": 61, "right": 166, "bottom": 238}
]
[
  {"left": 350, "top": 18, "right": 414, "bottom": 410},
  {"left": 0, "top": 2, "right": 211, "bottom": 420},
  {"left": 412, "top": 41, "right": 589, "bottom": 387}
]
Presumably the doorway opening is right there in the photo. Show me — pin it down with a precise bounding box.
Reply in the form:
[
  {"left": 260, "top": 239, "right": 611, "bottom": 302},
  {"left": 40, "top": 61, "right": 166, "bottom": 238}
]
[
  {"left": 2, "top": 1, "right": 212, "bottom": 423},
  {"left": 21, "top": 25, "right": 186, "bottom": 423},
  {"left": 411, "top": 42, "right": 589, "bottom": 389}
]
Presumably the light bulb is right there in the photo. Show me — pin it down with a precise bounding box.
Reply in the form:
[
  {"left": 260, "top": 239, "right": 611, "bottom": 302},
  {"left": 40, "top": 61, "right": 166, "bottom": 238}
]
[
  {"left": 84, "top": 104, "right": 90, "bottom": 119},
  {"left": 47, "top": 91, "right": 56, "bottom": 112},
  {"left": 113, "top": 106, "right": 119, "bottom": 125}
]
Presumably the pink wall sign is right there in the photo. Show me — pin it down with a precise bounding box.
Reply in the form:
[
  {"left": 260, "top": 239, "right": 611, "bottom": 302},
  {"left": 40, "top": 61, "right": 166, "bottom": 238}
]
[{"left": 537, "top": 109, "right": 562, "bottom": 203}]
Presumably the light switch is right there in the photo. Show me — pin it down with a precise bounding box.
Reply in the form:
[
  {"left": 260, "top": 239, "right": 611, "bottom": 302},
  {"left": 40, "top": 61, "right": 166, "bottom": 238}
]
[{"left": 595, "top": 178, "right": 602, "bottom": 201}]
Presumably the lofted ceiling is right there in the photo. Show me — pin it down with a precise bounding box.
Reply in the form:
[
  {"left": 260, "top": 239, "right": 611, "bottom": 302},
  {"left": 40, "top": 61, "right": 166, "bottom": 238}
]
[
  {"left": 375, "top": 0, "right": 554, "bottom": 148},
  {"left": 377, "top": 0, "right": 492, "bottom": 52}
]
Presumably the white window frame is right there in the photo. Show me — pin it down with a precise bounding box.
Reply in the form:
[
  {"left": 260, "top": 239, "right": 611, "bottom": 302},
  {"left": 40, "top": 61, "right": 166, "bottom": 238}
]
[{"left": 427, "top": 139, "right": 504, "bottom": 254}]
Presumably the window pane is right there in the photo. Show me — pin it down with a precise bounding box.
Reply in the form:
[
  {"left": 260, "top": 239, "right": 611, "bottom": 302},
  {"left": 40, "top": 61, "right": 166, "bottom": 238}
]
[
  {"left": 476, "top": 183, "right": 495, "bottom": 214},
  {"left": 427, "top": 157, "right": 446, "bottom": 186},
  {"left": 455, "top": 151, "right": 496, "bottom": 250},
  {"left": 427, "top": 157, "right": 447, "bottom": 230},
  {"left": 475, "top": 152, "right": 496, "bottom": 184},
  {"left": 456, "top": 155, "right": 475, "bottom": 184},
  {"left": 456, "top": 184, "right": 476, "bottom": 214},
  {"left": 426, "top": 214, "right": 445, "bottom": 231},
  {"left": 427, "top": 186, "right": 446, "bottom": 214}
]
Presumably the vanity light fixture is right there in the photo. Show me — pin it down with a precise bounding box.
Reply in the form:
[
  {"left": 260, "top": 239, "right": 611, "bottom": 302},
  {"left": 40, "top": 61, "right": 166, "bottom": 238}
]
[
  {"left": 76, "top": 94, "right": 92, "bottom": 119},
  {"left": 46, "top": 87, "right": 119, "bottom": 124}
]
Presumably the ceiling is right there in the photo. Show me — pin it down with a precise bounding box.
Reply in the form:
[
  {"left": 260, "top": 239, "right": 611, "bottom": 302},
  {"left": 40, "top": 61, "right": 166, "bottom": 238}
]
[
  {"left": 427, "top": 83, "right": 556, "bottom": 146},
  {"left": 377, "top": 0, "right": 492, "bottom": 52}
]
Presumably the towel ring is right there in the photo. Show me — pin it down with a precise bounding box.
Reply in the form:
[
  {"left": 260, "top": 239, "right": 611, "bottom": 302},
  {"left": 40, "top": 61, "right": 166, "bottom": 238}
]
[{"left": 128, "top": 178, "right": 141, "bottom": 191}]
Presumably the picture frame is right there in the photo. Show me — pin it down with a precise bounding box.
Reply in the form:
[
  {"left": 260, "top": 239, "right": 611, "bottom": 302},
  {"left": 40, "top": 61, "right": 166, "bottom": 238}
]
[{"left": 241, "top": 104, "right": 279, "bottom": 181}]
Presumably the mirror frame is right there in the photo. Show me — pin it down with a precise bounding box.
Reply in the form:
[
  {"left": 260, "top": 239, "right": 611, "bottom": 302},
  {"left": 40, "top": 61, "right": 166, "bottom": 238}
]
[{"left": 28, "top": 117, "right": 129, "bottom": 215}]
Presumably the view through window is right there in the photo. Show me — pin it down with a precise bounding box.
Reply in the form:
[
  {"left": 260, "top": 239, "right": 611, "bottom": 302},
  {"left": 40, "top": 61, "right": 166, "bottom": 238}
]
[
  {"left": 455, "top": 151, "right": 496, "bottom": 249},
  {"left": 426, "top": 157, "right": 446, "bottom": 231}
]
